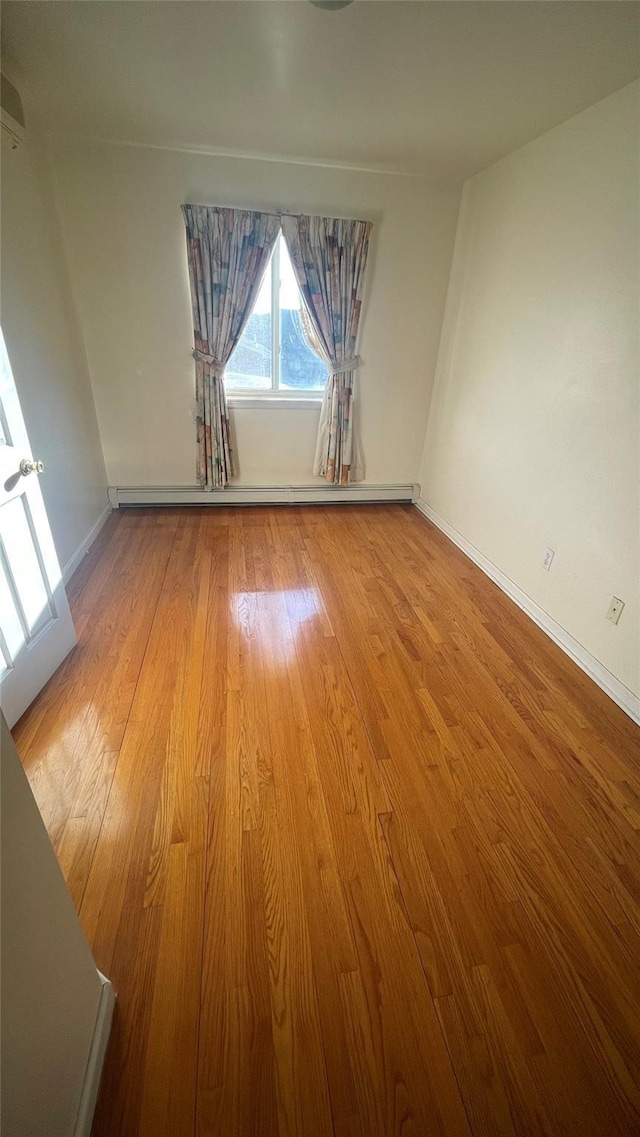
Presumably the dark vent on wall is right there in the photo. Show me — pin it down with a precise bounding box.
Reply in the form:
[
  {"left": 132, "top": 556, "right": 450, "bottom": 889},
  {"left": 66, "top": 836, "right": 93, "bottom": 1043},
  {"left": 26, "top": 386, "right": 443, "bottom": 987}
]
[
  {"left": 1, "top": 74, "right": 26, "bottom": 147},
  {"left": 1, "top": 74, "right": 25, "bottom": 127}
]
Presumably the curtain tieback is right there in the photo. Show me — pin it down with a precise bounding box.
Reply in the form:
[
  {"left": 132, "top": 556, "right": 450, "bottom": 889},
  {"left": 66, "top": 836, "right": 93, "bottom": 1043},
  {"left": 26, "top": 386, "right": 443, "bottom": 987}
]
[
  {"left": 192, "top": 348, "right": 226, "bottom": 375},
  {"left": 329, "top": 356, "right": 360, "bottom": 376}
]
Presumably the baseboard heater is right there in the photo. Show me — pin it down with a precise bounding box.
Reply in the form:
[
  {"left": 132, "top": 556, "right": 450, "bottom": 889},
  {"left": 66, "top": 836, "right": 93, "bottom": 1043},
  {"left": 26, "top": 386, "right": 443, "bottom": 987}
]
[{"left": 108, "top": 483, "right": 418, "bottom": 508}]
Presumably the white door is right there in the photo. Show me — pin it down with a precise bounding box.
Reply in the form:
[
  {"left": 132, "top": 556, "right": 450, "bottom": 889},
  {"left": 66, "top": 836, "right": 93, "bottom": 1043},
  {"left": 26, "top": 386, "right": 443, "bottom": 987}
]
[
  {"left": 0, "top": 330, "right": 76, "bottom": 728},
  {"left": 2, "top": 712, "right": 113, "bottom": 1137}
]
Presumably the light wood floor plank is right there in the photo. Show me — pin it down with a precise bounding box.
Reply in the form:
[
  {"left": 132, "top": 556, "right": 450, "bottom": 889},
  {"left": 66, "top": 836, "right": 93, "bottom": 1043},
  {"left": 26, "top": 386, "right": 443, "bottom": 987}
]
[{"left": 12, "top": 504, "right": 640, "bottom": 1136}]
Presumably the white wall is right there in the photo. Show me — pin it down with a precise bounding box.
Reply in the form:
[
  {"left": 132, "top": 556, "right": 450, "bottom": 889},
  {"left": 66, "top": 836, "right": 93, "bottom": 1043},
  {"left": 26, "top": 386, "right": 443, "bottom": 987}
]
[
  {"left": 1, "top": 713, "right": 106, "bottom": 1136},
  {"left": 48, "top": 140, "right": 461, "bottom": 487},
  {"left": 420, "top": 82, "right": 639, "bottom": 698},
  {"left": 0, "top": 131, "right": 109, "bottom": 574}
]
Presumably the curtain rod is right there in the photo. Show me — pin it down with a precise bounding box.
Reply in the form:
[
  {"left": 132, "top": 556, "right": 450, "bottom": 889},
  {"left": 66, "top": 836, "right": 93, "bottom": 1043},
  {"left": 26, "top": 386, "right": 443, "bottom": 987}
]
[
  {"left": 184, "top": 203, "right": 285, "bottom": 217},
  {"left": 182, "top": 202, "right": 372, "bottom": 224}
]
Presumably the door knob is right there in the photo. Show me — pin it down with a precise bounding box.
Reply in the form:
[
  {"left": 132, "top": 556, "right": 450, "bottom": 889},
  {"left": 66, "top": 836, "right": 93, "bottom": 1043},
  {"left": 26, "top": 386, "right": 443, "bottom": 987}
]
[{"left": 19, "top": 458, "right": 45, "bottom": 477}]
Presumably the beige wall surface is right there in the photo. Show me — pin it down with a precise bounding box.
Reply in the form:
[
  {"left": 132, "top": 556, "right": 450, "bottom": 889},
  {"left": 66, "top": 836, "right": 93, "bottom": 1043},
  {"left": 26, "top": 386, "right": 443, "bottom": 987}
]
[
  {"left": 1, "top": 714, "right": 103, "bottom": 1135},
  {"left": 49, "top": 140, "right": 461, "bottom": 487},
  {"left": 1, "top": 132, "right": 108, "bottom": 574},
  {"left": 420, "top": 82, "right": 639, "bottom": 696}
]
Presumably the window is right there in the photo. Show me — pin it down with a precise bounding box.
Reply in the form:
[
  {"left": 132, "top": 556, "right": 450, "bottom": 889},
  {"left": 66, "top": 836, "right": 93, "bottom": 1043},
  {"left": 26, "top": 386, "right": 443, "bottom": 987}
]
[{"left": 226, "top": 233, "right": 327, "bottom": 396}]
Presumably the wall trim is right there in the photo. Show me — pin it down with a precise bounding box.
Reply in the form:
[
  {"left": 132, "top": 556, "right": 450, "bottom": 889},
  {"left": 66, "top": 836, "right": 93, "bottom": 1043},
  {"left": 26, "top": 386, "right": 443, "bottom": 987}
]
[
  {"left": 415, "top": 499, "right": 640, "bottom": 726},
  {"left": 227, "top": 395, "right": 322, "bottom": 410},
  {"left": 61, "top": 504, "right": 113, "bottom": 585},
  {"left": 109, "top": 483, "right": 418, "bottom": 507},
  {"left": 72, "top": 971, "right": 115, "bottom": 1137},
  {"left": 47, "top": 129, "right": 424, "bottom": 179}
]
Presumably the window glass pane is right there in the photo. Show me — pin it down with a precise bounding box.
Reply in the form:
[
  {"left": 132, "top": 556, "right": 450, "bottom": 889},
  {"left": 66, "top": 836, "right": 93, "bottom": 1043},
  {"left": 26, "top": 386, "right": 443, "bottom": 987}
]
[
  {"left": 226, "top": 258, "right": 272, "bottom": 389},
  {"left": 279, "top": 237, "right": 327, "bottom": 392}
]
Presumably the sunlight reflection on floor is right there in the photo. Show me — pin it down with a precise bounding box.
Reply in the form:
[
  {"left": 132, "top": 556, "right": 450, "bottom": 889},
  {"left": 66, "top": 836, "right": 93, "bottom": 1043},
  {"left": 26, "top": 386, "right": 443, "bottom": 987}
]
[{"left": 231, "top": 588, "right": 321, "bottom": 664}]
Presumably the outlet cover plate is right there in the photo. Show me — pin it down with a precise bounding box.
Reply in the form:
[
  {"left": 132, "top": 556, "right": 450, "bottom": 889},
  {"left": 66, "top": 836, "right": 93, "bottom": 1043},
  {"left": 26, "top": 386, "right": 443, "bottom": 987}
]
[{"left": 606, "top": 597, "right": 624, "bottom": 625}]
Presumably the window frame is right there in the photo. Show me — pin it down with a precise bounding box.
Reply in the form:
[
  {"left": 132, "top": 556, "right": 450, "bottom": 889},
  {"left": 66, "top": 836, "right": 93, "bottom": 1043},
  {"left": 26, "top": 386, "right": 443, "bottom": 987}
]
[{"left": 225, "top": 232, "right": 326, "bottom": 402}]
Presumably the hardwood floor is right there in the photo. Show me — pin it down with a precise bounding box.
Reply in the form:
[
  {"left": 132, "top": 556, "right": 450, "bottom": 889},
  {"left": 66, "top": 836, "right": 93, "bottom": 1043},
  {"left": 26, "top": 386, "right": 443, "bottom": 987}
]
[{"left": 13, "top": 504, "right": 640, "bottom": 1137}]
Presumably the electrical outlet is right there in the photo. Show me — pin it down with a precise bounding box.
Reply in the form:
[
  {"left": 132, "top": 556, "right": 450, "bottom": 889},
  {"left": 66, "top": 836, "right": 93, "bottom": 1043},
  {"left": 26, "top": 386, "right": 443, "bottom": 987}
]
[
  {"left": 606, "top": 597, "right": 624, "bottom": 625},
  {"left": 542, "top": 548, "right": 555, "bottom": 571}
]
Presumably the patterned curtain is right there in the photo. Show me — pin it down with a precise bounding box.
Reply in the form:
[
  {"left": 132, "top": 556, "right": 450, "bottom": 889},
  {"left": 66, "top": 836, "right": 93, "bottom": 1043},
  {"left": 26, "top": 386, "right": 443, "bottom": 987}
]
[
  {"left": 182, "top": 205, "right": 280, "bottom": 488},
  {"left": 281, "top": 214, "right": 372, "bottom": 486}
]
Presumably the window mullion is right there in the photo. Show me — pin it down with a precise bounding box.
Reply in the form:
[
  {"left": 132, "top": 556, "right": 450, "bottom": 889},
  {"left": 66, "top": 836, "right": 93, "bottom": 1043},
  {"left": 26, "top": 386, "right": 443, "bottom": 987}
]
[{"left": 272, "top": 238, "right": 280, "bottom": 392}]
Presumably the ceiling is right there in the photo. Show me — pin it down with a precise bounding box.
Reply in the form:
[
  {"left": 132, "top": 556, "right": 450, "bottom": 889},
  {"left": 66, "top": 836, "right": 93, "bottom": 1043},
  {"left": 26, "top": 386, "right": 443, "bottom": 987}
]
[{"left": 2, "top": 1, "right": 639, "bottom": 179}]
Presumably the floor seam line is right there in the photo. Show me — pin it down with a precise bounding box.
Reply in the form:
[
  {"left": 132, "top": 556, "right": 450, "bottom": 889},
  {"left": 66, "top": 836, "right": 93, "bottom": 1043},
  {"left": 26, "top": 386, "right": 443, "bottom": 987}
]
[{"left": 77, "top": 514, "right": 182, "bottom": 927}]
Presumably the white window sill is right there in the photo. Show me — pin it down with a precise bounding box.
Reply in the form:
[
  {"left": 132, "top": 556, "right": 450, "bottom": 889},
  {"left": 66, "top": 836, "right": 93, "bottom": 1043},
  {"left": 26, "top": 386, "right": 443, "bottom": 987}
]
[{"left": 227, "top": 395, "right": 323, "bottom": 410}]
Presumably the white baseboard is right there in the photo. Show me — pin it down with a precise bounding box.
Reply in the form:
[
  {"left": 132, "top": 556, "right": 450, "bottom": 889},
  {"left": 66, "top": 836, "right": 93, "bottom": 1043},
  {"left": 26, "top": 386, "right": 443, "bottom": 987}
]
[
  {"left": 415, "top": 499, "right": 640, "bottom": 727},
  {"left": 73, "top": 971, "right": 115, "bottom": 1137},
  {"left": 109, "top": 483, "right": 418, "bottom": 507},
  {"left": 62, "top": 504, "right": 113, "bottom": 585}
]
